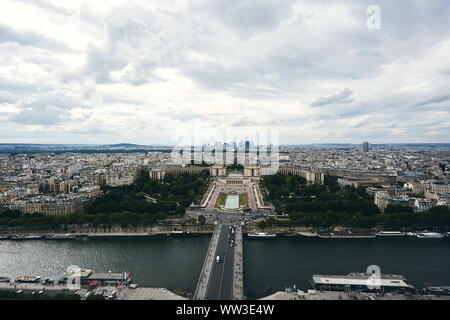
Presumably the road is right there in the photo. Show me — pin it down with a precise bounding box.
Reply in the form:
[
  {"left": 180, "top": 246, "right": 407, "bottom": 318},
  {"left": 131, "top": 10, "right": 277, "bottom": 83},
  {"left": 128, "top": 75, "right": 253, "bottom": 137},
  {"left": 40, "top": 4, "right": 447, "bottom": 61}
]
[
  {"left": 186, "top": 207, "right": 273, "bottom": 225},
  {"left": 205, "top": 224, "right": 236, "bottom": 300},
  {"left": 191, "top": 208, "right": 271, "bottom": 300}
]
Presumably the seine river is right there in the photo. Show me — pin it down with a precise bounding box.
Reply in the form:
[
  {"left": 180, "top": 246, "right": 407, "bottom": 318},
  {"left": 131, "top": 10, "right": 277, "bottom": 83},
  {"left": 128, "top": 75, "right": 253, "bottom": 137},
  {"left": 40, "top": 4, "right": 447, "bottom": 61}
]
[{"left": 1, "top": 236, "right": 449, "bottom": 299}]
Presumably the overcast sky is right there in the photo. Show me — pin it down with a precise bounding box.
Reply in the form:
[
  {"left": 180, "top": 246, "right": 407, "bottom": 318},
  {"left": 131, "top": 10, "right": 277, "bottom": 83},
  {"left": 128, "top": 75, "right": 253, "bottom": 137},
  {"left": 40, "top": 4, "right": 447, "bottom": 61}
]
[{"left": 0, "top": 0, "right": 449, "bottom": 145}]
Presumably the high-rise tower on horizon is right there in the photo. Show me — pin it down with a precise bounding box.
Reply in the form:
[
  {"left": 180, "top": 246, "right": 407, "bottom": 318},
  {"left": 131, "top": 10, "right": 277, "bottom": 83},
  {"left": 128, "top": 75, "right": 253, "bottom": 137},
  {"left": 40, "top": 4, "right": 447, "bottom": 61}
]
[{"left": 363, "top": 142, "right": 369, "bottom": 153}]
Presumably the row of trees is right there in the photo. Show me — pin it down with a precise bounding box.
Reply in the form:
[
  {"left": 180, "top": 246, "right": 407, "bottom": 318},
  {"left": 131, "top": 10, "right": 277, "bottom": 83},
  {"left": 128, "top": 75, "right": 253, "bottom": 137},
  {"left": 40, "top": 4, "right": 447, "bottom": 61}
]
[
  {"left": 0, "top": 170, "right": 210, "bottom": 229},
  {"left": 260, "top": 173, "right": 450, "bottom": 229},
  {"left": 259, "top": 209, "right": 450, "bottom": 229},
  {"left": 0, "top": 211, "right": 83, "bottom": 229}
]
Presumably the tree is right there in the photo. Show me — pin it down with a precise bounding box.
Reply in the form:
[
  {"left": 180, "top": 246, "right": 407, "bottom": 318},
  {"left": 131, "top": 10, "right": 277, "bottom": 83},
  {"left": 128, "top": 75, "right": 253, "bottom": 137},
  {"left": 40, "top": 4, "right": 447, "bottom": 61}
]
[
  {"left": 385, "top": 204, "right": 413, "bottom": 214},
  {"left": 430, "top": 206, "right": 449, "bottom": 214}
]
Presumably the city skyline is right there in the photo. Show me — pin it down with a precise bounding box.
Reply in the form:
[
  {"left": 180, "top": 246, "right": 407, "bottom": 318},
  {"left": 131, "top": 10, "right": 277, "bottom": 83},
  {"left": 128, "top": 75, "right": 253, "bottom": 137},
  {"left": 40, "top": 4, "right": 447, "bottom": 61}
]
[
  {"left": 2, "top": 0, "right": 450, "bottom": 307},
  {"left": 0, "top": 0, "right": 449, "bottom": 145}
]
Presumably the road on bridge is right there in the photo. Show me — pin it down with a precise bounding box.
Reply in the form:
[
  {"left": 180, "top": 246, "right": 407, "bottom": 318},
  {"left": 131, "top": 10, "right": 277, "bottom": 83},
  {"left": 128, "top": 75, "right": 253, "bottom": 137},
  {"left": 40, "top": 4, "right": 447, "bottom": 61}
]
[{"left": 205, "top": 224, "right": 236, "bottom": 300}]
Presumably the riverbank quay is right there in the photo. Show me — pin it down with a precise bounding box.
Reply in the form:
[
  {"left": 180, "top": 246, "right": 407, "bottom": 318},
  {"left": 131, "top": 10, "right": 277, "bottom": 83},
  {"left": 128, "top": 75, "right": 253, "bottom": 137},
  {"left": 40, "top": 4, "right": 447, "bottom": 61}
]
[
  {"left": 3, "top": 280, "right": 450, "bottom": 301},
  {"left": 0, "top": 221, "right": 387, "bottom": 238},
  {"left": 0, "top": 225, "right": 215, "bottom": 238},
  {"left": 120, "top": 287, "right": 187, "bottom": 300},
  {"left": 260, "top": 290, "right": 450, "bottom": 300},
  {"left": 0, "top": 281, "right": 73, "bottom": 296},
  {"left": 0, "top": 223, "right": 313, "bottom": 238},
  {"left": 0, "top": 282, "right": 186, "bottom": 300},
  {"left": 1, "top": 223, "right": 449, "bottom": 238}
]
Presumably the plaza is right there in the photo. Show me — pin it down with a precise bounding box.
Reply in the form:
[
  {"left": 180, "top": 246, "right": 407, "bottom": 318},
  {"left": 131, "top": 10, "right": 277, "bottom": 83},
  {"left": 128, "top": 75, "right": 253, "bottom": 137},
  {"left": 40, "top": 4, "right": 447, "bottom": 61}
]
[{"left": 206, "top": 166, "right": 261, "bottom": 212}]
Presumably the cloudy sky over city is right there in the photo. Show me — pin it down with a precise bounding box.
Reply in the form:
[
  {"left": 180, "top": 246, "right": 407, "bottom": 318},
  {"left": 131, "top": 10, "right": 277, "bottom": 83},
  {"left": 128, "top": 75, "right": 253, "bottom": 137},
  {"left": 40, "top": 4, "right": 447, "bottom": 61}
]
[{"left": 0, "top": 0, "right": 449, "bottom": 145}]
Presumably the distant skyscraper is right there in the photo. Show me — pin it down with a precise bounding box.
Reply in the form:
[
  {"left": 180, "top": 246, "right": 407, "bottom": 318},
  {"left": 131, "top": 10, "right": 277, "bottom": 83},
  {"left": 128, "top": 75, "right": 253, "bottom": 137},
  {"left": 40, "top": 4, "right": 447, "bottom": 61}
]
[{"left": 363, "top": 142, "right": 369, "bottom": 153}]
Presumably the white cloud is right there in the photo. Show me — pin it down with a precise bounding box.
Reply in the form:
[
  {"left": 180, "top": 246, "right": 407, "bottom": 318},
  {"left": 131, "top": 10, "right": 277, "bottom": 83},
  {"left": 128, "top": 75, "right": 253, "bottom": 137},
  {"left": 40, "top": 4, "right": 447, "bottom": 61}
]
[
  {"left": 0, "top": 0, "right": 449, "bottom": 144},
  {"left": 310, "top": 88, "right": 354, "bottom": 107}
]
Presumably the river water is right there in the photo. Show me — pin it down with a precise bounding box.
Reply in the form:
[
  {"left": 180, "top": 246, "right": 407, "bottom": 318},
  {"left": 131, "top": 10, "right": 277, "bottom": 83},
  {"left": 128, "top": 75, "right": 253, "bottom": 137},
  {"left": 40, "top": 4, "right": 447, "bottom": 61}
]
[{"left": 1, "top": 236, "right": 449, "bottom": 299}]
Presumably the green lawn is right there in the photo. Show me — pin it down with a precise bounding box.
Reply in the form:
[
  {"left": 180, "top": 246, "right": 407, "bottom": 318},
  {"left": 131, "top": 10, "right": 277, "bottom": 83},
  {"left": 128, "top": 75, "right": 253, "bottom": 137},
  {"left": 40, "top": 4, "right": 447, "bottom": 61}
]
[
  {"left": 240, "top": 193, "right": 248, "bottom": 208},
  {"left": 215, "top": 193, "right": 227, "bottom": 208}
]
